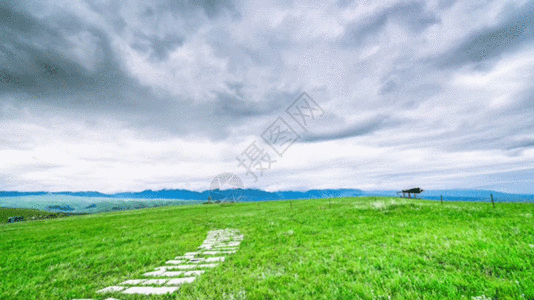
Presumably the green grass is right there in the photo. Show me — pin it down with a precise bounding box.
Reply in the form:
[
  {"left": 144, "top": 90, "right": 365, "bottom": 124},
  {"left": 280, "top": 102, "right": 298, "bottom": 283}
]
[
  {"left": 0, "top": 195, "right": 199, "bottom": 214},
  {"left": 1, "top": 197, "right": 533, "bottom": 300},
  {"left": 0, "top": 207, "right": 75, "bottom": 223}
]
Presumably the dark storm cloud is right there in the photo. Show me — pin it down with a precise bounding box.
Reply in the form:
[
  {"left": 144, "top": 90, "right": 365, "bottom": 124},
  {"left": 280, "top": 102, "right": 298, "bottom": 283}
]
[
  {"left": 0, "top": 0, "right": 243, "bottom": 103},
  {"left": 188, "top": 0, "right": 240, "bottom": 19},
  {"left": 339, "top": 10, "right": 388, "bottom": 48},
  {"left": 146, "top": 89, "right": 303, "bottom": 140},
  {"left": 0, "top": 0, "right": 272, "bottom": 141},
  {"left": 436, "top": 1, "right": 534, "bottom": 70},
  {"left": 0, "top": 3, "right": 46, "bottom": 34},
  {"left": 301, "top": 115, "right": 406, "bottom": 143},
  {"left": 371, "top": 104, "right": 534, "bottom": 156},
  {"left": 339, "top": 1, "right": 440, "bottom": 48},
  {"left": 119, "top": 0, "right": 241, "bottom": 62},
  {"left": 214, "top": 90, "right": 295, "bottom": 118},
  {"left": 155, "top": 0, "right": 240, "bottom": 20},
  {"left": 388, "top": 1, "right": 441, "bottom": 32},
  {"left": 0, "top": 2, "right": 125, "bottom": 101},
  {"left": 374, "top": 51, "right": 444, "bottom": 110},
  {"left": 82, "top": 0, "right": 127, "bottom": 32}
]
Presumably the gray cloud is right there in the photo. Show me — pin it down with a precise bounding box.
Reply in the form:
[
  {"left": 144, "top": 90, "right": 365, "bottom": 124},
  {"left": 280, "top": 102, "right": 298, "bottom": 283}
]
[
  {"left": 339, "top": 1, "right": 440, "bottom": 49},
  {"left": 435, "top": 1, "right": 534, "bottom": 70},
  {"left": 388, "top": 1, "right": 441, "bottom": 32},
  {"left": 130, "top": 32, "right": 185, "bottom": 62},
  {"left": 0, "top": 1, "right": 283, "bottom": 142},
  {"left": 301, "top": 115, "right": 406, "bottom": 143},
  {"left": 0, "top": 3, "right": 123, "bottom": 100},
  {"left": 166, "top": 0, "right": 240, "bottom": 19},
  {"left": 507, "top": 139, "right": 534, "bottom": 150},
  {"left": 437, "top": 0, "right": 457, "bottom": 10},
  {"left": 339, "top": 10, "right": 389, "bottom": 49}
]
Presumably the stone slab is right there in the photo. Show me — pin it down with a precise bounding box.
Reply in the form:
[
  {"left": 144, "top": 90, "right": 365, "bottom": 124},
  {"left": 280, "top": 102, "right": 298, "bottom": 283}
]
[
  {"left": 202, "top": 250, "right": 236, "bottom": 255},
  {"left": 77, "top": 298, "right": 118, "bottom": 300},
  {"left": 163, "top": 264, "right": 197, "bottom": 269},
  {"left": 157, "top": 271, "right": 184, "bottom": 277},
  {"left": 122, "top": 286, "right": 179, "bottom": 295},
  {"left": 184, "top": 270, "right": 205, "bottom": 276},
  {"left": 166, "top": 277, "right": 196, "bottom": 285},
  {"left": 206, "top": 257, "right": 225, "bottom": 262},
  {"left": 141, "top": 279, "right": 167, "bottom": 285},
  {"left": 89, "top": 228, "right": 243, "bottom": 298},
  {"left": 97, "top": 286, "right": 126, "bottom": 293},
  {"left": 166, "top": 260, "right": 187, "bottom": 264},
  {"left": 175, "top": 255, "right": 195, "bottom": 260},
  {"left": 119, "top": 279, "right": 146, "bottom": 285},
  {"left": 213, "top": 246, "right": 239, "bottom": 250},
  {"left": 143, "top": 270, "right": 166, "bottom": 276},
  {"left": 197, "top": 263, "right": 218, "bottom": 268},
  {"left": 73, "top": 298, "right": 121, "bottom": 300},
  {"left": 162, "top": 264, "right": 218, "bottom": 270},
  {"left": 144, "top": 270, "right": 204, "bottom": 277}
]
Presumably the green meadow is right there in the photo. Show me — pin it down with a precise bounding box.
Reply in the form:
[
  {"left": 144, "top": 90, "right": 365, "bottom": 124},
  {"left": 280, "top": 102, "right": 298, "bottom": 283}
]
[
  {"left": 1, "top": 197, "right": 533, "bottom": 300},
  {"left": 0, "top": 195, "right": 198, "bottom": 215},
  {"left": 0, "top": 207, "right": 76, "bottom": 222}
]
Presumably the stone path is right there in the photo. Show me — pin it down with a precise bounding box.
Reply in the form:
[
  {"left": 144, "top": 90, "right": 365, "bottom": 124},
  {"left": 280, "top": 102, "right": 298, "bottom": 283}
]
[{"left": 72, "top": 229, "right": 243, "bottom": 300}]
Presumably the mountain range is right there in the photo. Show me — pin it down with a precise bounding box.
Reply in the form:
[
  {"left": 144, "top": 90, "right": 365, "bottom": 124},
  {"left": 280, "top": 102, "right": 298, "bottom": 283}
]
[{"left": 1, "top": 188, "right": 533, "bottom": 202}]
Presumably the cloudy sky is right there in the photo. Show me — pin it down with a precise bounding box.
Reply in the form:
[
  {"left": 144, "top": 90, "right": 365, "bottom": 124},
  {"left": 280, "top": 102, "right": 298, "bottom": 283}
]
[{"left": 1, "top": 0, "right": 533, "bottom": 194}]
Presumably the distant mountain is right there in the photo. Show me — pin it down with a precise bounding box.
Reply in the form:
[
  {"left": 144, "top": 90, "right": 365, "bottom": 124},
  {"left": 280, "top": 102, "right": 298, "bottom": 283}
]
[
  {"left": 0, "top": 191, "right": 111, "bottom": 198},
  {"left": 0, "top": 191, "right": 47, "bottom": 197},
  {"left": 233, "top": 188, "right": 363, "bottom": 201},
  {"left": 111, "top": 188, "right": 364, "bottom": 202},
  {"left": 113, "top": 189, "right": 209, "bottom": 200},
  {"left": 360, "top": 190, "right": 398, "bottom": 197},
  {"left": 1, "top": 188, "right": 533, "bottom": 202},
  {"left": 53, "top": 191, "right": 111, "bottom": 198},
  {"left": 0, "top": 188, "right": 363, "bottom": 202}
]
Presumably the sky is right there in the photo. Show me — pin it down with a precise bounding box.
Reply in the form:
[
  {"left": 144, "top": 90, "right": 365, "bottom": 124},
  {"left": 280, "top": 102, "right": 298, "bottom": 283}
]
[{"left": 1, "top": 0, "right": 533, "bottom": 194}]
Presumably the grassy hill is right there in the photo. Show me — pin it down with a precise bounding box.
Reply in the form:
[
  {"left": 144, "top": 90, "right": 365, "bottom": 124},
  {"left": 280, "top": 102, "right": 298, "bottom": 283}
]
[
  {"left": 0, "top": 207, "right": 77, "bottom": 223},
  {"left": 0, "top": 195, "right": 199, "bottom": 214},
  {"left": 1, "top": 197, "right": 533, "bottom": 299}
]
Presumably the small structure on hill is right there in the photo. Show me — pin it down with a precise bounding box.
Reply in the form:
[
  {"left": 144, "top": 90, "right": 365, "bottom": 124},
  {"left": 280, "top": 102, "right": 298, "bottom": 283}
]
[
  {"left": 399, "top": 187, "right": 424, "bottom": 199},
  {"left": 7, "top": 216, "right": 24, "bottom": 223}
]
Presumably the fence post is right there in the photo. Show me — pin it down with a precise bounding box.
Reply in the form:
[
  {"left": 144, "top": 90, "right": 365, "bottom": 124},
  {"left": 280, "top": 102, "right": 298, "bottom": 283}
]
[
  {"left": 491, "top": 194, "right": 495, "bottom": 208},
  {"left": 440, "top": 195, "right": 443, "bottom": 205}
]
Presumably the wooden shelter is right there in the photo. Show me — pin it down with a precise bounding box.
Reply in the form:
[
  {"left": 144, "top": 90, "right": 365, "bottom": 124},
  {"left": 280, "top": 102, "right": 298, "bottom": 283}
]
[{"left": 399, "top": 187, "right": 424, "bottom": 199}]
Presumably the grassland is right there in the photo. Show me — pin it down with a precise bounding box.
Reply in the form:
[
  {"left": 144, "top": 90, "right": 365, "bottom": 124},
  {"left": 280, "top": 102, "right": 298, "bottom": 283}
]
[
  {"left": 0, "top": 197, "right": 533, "bottom": 300},
  {"left": 0, "top": 195, "right": 199, "bottom": 214},
  {"left": 0, "top": 207, "right": 77, "bottom": 223}
]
